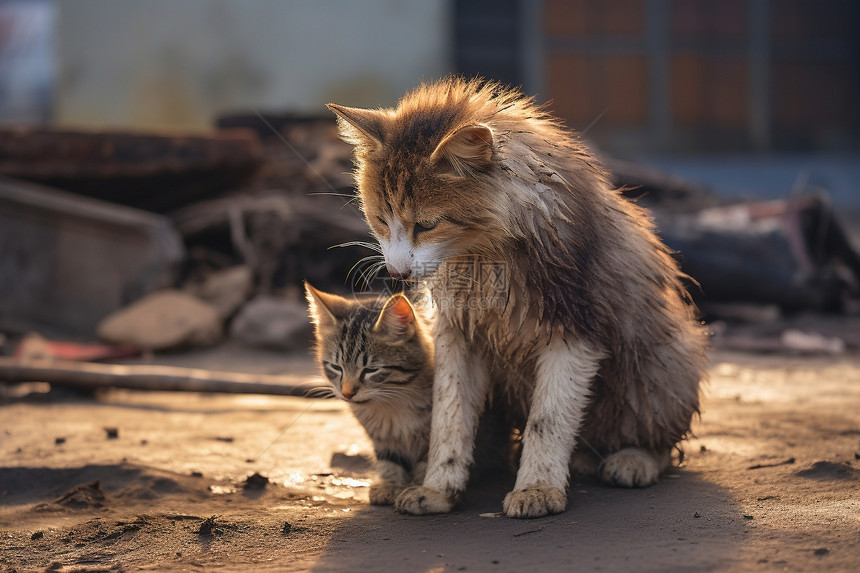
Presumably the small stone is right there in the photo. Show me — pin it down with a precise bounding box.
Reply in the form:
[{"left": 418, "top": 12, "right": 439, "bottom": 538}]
[
  {"left": 230, "top": 296, "right": 312, "bottom": 351},
  {"left": 30, "top": 531, "right": 44, "bottom": 540},
  {"left": 196, "top": 516, "right": 218, "bottom": 536},
  {"left": 186, "top": 265, "right": 253, "bottom": 319},
  {"left": 693, "top": 512, "right": 701, "bottom": 518},
  {"left": 97, "top": 290, "right": 222, "bottom": 350},
  {"left": 813, "top": 547, "right": 830, "bottom": 557},
  {"left": 243, "top": 473, "right": 269, "bottom": 490},
  {"left": 54, "top": 437, "right": 66, "bottom": 445},
  {"left": 105, "top": 427, "right": 119, "bottom": 439},
  {"left": 329, "top": 452, "right": 373, "bottom": 473},
  {"left": 282, "top": 522, "right": 292, "bottom": 535}
]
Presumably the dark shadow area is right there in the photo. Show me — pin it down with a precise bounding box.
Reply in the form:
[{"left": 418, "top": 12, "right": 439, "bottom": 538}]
[
  {"left": 0, "top": 464, "right": 196, "bottom": 507},
  {"left": 311, "top": 471, "right": 743, "bottom": 572}
]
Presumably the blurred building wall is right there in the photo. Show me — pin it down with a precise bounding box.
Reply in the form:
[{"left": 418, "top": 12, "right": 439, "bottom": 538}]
[
  {"left": 56, "top": 0, "right": 451, "bottom": 130},
  {"left": 534, "top": 0, "right": 860, "bottom": 154}
]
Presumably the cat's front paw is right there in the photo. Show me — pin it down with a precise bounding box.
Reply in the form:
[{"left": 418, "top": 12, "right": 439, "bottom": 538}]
[
  {"left": 503, "top": 485, "right": 567, "bottom": 518},
  {"left": 598, "top": 447, "right": 660, "bottom": 488},
  {"left": 369, "top": 480, "right": 405, "bottom": 505},
  {"left": 394, "top": 486, "right": 453, "bottom": 515}
]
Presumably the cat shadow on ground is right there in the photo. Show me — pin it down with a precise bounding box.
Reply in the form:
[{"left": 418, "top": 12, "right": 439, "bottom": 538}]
[{"left": 310, "top": 470, "right": 744, "bottom": 572}]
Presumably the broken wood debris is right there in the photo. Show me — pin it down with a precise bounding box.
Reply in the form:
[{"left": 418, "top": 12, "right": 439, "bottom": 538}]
[
  {"left": 0, "top": 357, "right": 328, "bottom": 398},
  {"left": 0, "top": 127, "right": 264, "bottom": 213},
  {"left": 747, "top": 457, "right": 796, "bottom": 470}
]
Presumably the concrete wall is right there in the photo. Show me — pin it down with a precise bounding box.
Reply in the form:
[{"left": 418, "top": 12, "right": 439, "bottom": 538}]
[{"left": 57, "top": 0, "right": 452, "bottom": 130}]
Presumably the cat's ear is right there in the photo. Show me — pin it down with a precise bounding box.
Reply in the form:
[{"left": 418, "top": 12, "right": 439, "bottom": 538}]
[
  {"left": 373, "top": 293, "right": 416, "bottom": 340},
  {"left": 327, "top": 103, "right": 385, "bottom": 151},
  {"left": 305, "top": 282, "right": 347, "bottom": 334},
  {"left": 430, "top": 124, "right": 494, "bottom": 176}
]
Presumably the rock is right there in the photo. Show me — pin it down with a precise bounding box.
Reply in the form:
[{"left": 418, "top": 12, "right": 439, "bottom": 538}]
[
  {"left": 0, "top": 176, "right": 184, "bottom": 338},
  {"left": 780, "top": 330, "right": 845, "bottom": 355},
  {"left": 186, "top": 265, "right": 253, "bottom": 319},
  {"left": 97, "top": 290, "right": 221, "bottom": 350},
  {"left": 330, "top": 452, "right": 374, "bottom": 473},
  {"left": 230, "top": 296, "right": 312, "bottom": 351}
]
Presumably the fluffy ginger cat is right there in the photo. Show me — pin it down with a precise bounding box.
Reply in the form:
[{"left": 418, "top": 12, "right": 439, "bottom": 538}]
[{"left": 327, "top": 77, "right": 707, "bottom": 518}]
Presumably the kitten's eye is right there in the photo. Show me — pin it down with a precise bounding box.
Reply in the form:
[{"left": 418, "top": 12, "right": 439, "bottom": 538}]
[
  {"left": 414, "top": 220, "right": 439, "bottom": 235},
  {"left": 324, "top": 362, "right": 342, "bottom": 374},
  {"left": 360, "top": 368, "right": 380, "bottom": 381}
]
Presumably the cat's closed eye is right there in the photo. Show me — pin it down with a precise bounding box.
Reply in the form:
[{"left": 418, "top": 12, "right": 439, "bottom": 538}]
[
  {"left": 323, "top": 362, "right": 342, "bottom": 381},
  {"left": 414, "top": 220, "right": 439, "bottom": 234},
  {"left": 360, "top": 367, "right": 380, "bottom": 381}
]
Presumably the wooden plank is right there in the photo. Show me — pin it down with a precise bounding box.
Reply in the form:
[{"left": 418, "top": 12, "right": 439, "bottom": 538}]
[
  {"left": 0, "top": 127, "right": 263, "bottom": 213},
  {"left": 0, "top": 358, "right": 329, "bottom": 398}
]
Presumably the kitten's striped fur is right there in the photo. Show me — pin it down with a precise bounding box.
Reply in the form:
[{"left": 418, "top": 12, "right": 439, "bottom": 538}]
[{"left": 305, "top": 283, "right": 433, "bottom": 505}]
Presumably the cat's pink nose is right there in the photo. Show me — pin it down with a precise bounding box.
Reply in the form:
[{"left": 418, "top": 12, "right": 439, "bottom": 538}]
[{"left": 341, "top": 381, "right": 358, "bottom": 400}]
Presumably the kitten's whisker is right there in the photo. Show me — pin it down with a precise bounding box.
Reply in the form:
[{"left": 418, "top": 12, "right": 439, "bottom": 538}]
[{"left": 305, "top": 386, "right": 336, "bottom": 399}]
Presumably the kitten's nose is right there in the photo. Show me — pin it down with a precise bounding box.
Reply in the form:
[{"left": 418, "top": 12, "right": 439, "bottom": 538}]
[
  {"left": 341, "top": 380, "right": 358, "bottom": 400},
  {"left": 388, "top": 267, "right": 412, "bottom": 280}
]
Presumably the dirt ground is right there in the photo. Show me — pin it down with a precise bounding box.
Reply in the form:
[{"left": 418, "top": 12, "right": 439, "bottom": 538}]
[{"left": 1, "top": 348, "right": 859, "bottom": 572}]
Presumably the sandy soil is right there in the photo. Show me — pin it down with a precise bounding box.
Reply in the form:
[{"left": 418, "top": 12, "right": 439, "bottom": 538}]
[{"left": 1, "top": 349, "right": 859, "bottom": 572}]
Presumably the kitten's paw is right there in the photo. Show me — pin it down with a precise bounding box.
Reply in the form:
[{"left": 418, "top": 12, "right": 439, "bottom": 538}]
[
  {"left": 503, "top": 485, "right": 567, "bottom": 519},
  {"left": 394, "top": 486, "right": 453, "bottom": 515},
  {"left": 369, "top": 480, "right": 405, "bottom": 505},
  {"left": 598, "top": 448, "right": 660, "bottom": 488}
]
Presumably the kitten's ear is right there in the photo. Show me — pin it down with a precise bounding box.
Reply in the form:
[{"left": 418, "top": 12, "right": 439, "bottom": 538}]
[
  {"left": 430, "top": 124, "right": 494, "bottom": 176},
  {"left": 305, "top": 282, "right": 346, "bottom": 334},
  {"left": 373, "top": 293, "right": 416, "bottom": 340},
  {"left": 327, "top": 103, "right": 385, "bottom": 151}
]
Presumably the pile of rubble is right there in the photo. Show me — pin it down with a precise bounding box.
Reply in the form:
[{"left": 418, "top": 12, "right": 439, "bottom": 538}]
[
  {"left": 0, "top": 115, "right": 370, "bottom": 355},
  {"left": 1, "top": 117, "right": 859, "bottom": 359}
]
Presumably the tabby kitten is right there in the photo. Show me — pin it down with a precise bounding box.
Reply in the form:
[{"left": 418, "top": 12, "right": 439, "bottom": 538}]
[{"left": 305, "top": 282, "right": 433, "bottom": 505}]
